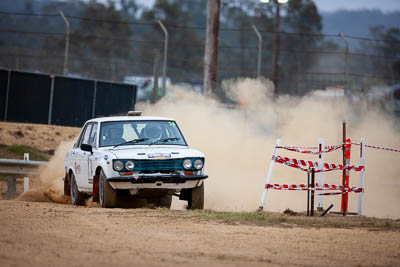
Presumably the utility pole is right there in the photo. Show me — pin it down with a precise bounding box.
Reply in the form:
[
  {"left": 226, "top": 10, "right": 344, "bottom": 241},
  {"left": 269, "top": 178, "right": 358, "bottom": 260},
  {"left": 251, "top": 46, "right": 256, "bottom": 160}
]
[
  {"left": 272, "top": 1, "right": 281, "bottom": 94},
  {"left": 252, "top": 25, "right": 262, "bottom": 78},
  {"left": 203, "top": 0, "right": 220, "bottom": 95},
  {"left": 158, "top": 20, "right": 168, "bottom": 95},
  {"left": 60, "top": 11, "right": 70, "bottom": 76}
]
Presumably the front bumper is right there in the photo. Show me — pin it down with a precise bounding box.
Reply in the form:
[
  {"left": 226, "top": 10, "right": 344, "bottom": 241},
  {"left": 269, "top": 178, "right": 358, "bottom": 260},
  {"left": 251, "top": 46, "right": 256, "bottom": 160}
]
[
  {"left": 107, "top": 173, "right": 208, "bottom": 190},
  {"left": 108, "top": 173, "right": 208, "bottom": 183}
]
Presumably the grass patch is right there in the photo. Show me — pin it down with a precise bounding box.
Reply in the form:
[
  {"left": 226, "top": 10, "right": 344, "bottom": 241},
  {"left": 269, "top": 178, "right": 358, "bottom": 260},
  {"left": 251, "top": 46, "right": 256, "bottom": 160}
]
[
  {"left": 283, "top": 208, "right": 297, "bottom": 216},
  {"left": 185, "top": 209, "right": 400, "bottom": 231},
  {"left": 188, "top": 210, "right": 269, "bottom": 225},
  {"left": 0, "top": 144, "right": 50, "bottom": 161}
]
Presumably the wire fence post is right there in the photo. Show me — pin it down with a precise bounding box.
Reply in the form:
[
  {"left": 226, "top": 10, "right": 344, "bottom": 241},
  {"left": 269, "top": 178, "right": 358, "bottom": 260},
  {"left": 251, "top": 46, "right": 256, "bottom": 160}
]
[
  {"left": 4, "top": 70, "right": 11, "bottom": 121},
  {"left": 152, "top": 49, "right": 160, "bottom": 104},
  {"left": 48, "top": 75, "right": 55, "bottom": 125},
  {"left": 60, "top": 11, "right": 70, "bottom": 76},
  {"left": 92, "top": 80, "right": 97, "bottom": 118},
  {"left": 158, "top": 20, "right": 168, "bottom": 95},
  {"left": 311, "top": 168, "right": 315, "bottom": 216},
  {"left": 252, "top": 25, "right": 262, "bottom": 78},
  {"left": 317, "top": 138, "right": 325, "bottom": 211}
]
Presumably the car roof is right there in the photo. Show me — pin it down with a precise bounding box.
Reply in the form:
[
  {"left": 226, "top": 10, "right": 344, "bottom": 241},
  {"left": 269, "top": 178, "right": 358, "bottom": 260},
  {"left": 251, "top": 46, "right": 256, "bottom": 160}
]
[{"left": 87, "top": 116, "right": 176, "bottom": 123}]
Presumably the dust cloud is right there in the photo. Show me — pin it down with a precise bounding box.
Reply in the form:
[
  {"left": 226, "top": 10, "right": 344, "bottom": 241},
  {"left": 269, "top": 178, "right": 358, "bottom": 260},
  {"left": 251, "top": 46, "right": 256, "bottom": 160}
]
[
  {"left": 19, "top": 77, "right": 399, "bottom": 218},
  {"left": 19, "top": 141, "right": 73, "bottom": 204},
  {"left": 139, "top": 77, "right": 400, "bottom": 218}
]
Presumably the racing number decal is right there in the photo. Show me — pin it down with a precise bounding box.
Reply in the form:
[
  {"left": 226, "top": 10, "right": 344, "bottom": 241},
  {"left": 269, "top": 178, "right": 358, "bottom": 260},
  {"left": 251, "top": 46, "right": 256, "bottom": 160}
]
[
  {"left": 87, "top": 158, "right": 92, "bottom": 184},
  {"left": 74, "top": 162, "right": 81, "bottom": 174}
]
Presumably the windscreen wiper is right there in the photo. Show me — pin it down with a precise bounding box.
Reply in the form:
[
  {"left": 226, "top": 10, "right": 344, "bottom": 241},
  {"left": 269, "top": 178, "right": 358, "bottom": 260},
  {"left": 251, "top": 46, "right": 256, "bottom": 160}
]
[
  {"left": 149, "top": 137, "right": 180, "bottom": 146},
  {"left": 113, "top": 138, "right": 149, "bottom": 148}
]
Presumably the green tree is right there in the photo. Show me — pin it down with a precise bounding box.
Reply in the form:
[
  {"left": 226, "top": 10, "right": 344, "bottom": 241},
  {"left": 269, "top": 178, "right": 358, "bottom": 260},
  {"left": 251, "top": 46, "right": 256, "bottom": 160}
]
[
  {"left": 69, "top": 1, "right": 133, "bottom": 81},
  {"left": 219, "top": 0, "right": 323, "bottom": 95},
  {"left": 279, "top": 0, "right": 323, "bottom": 94},
  {"left": 367, "top": 26, "right": 400, "bottom": 82},
  {"left": 140, "top": 0, "right": 204, "bottom": 83}
]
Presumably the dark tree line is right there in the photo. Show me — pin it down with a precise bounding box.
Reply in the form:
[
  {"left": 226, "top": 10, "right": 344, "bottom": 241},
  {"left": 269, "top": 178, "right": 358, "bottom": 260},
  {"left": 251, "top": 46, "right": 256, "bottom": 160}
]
[{"left": 0, "top": 0, "right": 398, "bottom": 96}]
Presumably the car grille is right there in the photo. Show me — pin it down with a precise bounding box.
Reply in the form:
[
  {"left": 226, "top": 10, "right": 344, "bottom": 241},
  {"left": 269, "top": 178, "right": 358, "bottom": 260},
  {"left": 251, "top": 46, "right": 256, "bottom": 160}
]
[{"left": 133, "top": 159, "right": 183, "bottom": 172}]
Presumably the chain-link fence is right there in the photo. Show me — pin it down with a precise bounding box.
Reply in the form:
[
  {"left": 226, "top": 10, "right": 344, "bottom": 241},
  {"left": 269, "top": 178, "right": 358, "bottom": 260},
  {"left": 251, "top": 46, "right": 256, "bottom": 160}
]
[{"left": 0, "top": 10, "right": 399, "bottom": 102}]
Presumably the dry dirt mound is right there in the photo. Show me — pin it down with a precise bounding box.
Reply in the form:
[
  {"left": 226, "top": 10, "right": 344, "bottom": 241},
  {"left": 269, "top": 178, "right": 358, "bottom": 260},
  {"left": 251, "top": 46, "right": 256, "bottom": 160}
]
[
  {"left": 0, "top": 122, "right": 79, "bottom": 200},
  {"left": 0, "top": 121, "right": 80, "bottom": 152}
]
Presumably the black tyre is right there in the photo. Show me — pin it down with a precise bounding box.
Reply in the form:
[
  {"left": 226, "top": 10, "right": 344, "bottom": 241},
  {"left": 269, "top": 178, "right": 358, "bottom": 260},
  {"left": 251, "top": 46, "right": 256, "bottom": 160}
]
[
  {"left": 99, "top": 170, "right": 117, "bottom": 208},
  {"left": 70, "top": 172, "right": 85, "bottom": 206},
  {"left": 188, "top": 183, "right": 204, "bottom": 210}
]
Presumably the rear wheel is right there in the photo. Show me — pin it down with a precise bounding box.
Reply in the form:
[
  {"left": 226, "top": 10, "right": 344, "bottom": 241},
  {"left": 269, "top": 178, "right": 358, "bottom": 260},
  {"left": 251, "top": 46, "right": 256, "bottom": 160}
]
[
  {"left": 99, "top": 170, "right": 117, "bottom": 208},
  {"left": 70, "top": 172, "right": 85, "bottom": 206}
]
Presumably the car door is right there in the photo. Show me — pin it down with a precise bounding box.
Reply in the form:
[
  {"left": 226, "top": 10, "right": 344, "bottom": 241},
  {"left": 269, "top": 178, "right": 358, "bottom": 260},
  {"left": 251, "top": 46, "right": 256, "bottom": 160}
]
[
  {"left": 67, "top": 125, "right": 86, "bottom": 180},
  {"left": 76, "top": 123, "right": 93, "bottom": 190},
  {"left": 87, "top": 122, "right": 98, "bottom": 186}
]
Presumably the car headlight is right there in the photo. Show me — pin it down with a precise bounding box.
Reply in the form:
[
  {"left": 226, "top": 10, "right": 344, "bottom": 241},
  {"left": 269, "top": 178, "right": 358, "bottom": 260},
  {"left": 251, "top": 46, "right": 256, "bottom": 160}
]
[
  {"left": 125, "top": 160, "right": 135, "bottom": 170},
  {"left": 183, "top": 159, "right": 192, "bottom": 169},
  {"left": 113, "top": 160, "right": 124, "bottom": 171},
  {"left": 194, "top": 159, "right": 203, "bottom": 170}
]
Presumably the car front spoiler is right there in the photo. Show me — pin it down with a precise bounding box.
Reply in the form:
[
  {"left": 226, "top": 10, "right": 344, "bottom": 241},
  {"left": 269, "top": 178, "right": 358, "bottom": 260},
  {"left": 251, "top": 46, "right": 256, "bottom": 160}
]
[{"left": 108, "top": 173, "right": 208, "bottom": 184}]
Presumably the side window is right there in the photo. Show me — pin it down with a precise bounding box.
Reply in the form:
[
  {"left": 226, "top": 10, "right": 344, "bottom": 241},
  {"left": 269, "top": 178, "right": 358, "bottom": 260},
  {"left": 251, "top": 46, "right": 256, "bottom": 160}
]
[
  {"left": 88, "top": 123, "right": 98, "bottom": 147},
  {"left": 74, "top": 124, "right": 88, "bottom": 148},
  {"left": 81, "top": 124, "right": 93, "bottom": 146}
]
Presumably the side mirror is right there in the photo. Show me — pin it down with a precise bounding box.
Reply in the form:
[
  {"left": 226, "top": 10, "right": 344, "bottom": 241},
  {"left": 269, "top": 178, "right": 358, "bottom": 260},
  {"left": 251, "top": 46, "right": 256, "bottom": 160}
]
[{"left": 81, "top": 144, "right": 93, "bottom": 154}]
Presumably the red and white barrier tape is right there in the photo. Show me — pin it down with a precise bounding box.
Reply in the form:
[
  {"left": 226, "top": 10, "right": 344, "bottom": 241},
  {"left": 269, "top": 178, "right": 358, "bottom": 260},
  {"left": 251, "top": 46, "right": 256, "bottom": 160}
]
[
  {"left": 265, "top": 183, "right": 363, "bottom": 193},
  {"left": 276, "top": 146, "right": 318, "bottom": 150},
  {"left": 276, "top": 145, "right": 342, "bottom": 155},
  {"left": 272, "top": 155, "right": 365, "bottom": 172},
  {"left": 278, "top": 142, "right": 400, "bottom": 154},
  {"left": 351, "top": 142, "right": 400, "bottom": 153},
  {"left": 318, "top": 192, "right": 345, "bottom": 196}
]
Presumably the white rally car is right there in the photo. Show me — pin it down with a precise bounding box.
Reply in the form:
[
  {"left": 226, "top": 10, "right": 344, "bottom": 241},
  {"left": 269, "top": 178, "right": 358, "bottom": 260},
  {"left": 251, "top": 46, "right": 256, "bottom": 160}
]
[{"left": 63, "top": 112, "right": 207, "bottom": 209}]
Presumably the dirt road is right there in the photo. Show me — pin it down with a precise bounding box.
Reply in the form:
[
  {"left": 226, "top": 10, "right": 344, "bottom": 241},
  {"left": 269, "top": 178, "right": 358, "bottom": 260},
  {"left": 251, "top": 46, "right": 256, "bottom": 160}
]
[{"left": 0, "top": 200, "right": 399, "bottom": 267}]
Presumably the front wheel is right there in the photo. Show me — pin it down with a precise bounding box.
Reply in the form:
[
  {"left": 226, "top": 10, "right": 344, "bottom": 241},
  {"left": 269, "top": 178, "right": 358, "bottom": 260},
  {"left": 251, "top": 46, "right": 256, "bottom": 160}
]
[
  {"left": 188, "top": 183, "right": 204, "bottom": 210},
  {"left": 70, "top": 172, "right": 85, "bottom": 206},
  {"left": 99, "top": 170, "right": 117, "bottom": 208}
]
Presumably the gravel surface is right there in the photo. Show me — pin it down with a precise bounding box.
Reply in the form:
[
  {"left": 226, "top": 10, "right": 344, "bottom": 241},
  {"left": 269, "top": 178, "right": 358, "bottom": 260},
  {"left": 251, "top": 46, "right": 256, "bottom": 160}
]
[{"left": 0, "top": 200, "right": 399, "bottom": 267}]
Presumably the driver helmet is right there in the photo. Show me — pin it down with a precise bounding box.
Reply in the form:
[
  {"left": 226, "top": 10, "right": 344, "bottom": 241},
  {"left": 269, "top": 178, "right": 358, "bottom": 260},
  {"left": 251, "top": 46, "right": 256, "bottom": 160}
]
[{"left": 143, "top": 125, "right": 162, "bottom": 139}]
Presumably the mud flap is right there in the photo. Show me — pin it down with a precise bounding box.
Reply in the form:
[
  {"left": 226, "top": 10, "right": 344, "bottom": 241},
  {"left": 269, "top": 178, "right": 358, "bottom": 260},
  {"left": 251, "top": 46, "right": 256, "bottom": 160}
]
[
  {"left": 179, "top": 188, "right": 190, "bottom": 201},
  {"left": 92, "top": 174, "right": 99, "bottom": 202},
  {"left": 64, "top": 173, "right": 70, "bottom": 196}
]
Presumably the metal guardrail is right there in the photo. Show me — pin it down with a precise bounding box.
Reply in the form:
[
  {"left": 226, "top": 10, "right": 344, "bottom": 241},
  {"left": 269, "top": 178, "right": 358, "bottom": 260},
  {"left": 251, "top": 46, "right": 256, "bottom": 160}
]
[
  {"left": 0, "top": 158, "right": 48, "bottom": 199},
  {"left": 0, "top": 158, "right": 48, "bottom": 176}
]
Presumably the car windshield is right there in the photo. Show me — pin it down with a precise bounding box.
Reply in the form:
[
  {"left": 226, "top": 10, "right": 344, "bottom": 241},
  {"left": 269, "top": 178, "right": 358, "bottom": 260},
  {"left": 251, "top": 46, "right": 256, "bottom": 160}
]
[{"left": 99, "top": 120, "right": 187, "bottom": 147}]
